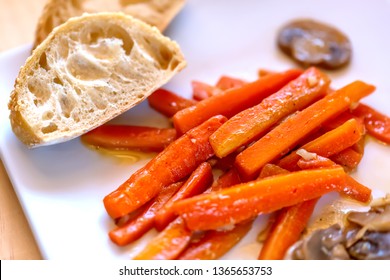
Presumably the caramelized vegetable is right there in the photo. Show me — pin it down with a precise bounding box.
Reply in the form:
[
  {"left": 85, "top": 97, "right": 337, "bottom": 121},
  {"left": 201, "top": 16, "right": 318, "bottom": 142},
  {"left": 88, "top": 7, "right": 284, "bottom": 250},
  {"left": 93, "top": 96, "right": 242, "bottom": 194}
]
[
  {"left": 352, "top": 103, "right": 390, "bottom": 144},
  {"left": 103, "top": 115, "right": 227, "bottom": 219},
  {"left": 172, "top": 167, "right": 348, "bottom": 231},
  {"left": 236, "top": 81, "right": 375, "bottom": 179},
  {"left": 277, "top": 19, "right": 352, "bottom": 69},
  {"left": 172, "top": 69, "right": 302, "bottom": 135},
  {"left": 210, "top": 67, "right": 330, "bottom": 158},
  {"left": 81, "top": 125, "right": 176, "bottom": 152}
]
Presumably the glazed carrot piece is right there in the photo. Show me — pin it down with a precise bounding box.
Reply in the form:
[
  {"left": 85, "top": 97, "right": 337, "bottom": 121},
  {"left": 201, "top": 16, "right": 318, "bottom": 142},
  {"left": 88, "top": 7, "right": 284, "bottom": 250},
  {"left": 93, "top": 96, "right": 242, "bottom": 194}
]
[
  {"left": 109, "top": 182, "right": 183, "bottom": 246},
  {"left": 154, "top": 162, "right": 213, "bottom": 231},
  {"left": 81, "top": 125, "right": 177, "bottom": 152},
  {"left": 148, "top": 88, "right": 196, "bottom": 117},
  {"left": 322, "top": 111, "right": 363, "bottom": 131},
  {"left": 172, "top": 167, "right": 347, "bottom": 231},
  {"left": 258, "top": 162, "right": 318, "bottom": 260},
  {"left": 133, "top": 217, "right": 192, "bottom": 260},
  {"left": 192, "top": 76, "right": 246, "bottom": 101},
  {"left": 258, "top": 163, "right": 290, "bottom": 178},
  {"left": 296, "top": 153, "right": 336, "bottom": 170},
  {"left": 178, "top": 220, "right": 253, "bottom": 260},
  {"left": 172, "top": 69, "right": 303, "bottom": 135},
  {"left": 210, "top": 67, "right": 330, "bottom": 158},
  {"left": 352, "top": 103, "right": 390, "bottom": 144},
  {"left": 175, "top": 168, "right": 244, "bottom": 259},
  {"left": 103, "top": 115, "right": 227, "bottom": 219},
  {"left": 134, "top": 168, "right": 241, "bottom": 260},
  {"left": 277, "top": 118, "right": 364, "bottom": 171},
  {"left": 192, "top": 81, "right": 222, "bottom": 101},
  {"left": 258, "top": 69, "right": 276, "bottom": 77},
  {"left": 295, "top": 152, "right": 371, "bottom": 202},
  {"left": 330, "top": 147, "right": 364, "bottom": 170},
  {"left": 259, "top": 198, "right": 318, "bottom": 260},
  {"left": 209, "top": 168, "right": 242, "bottom": 192},
  {"left": 236, "top": 81, "right": 375, "bottom": 179},
  {"left": 215, "top": 76, "right": 246, "bottom": 91}
]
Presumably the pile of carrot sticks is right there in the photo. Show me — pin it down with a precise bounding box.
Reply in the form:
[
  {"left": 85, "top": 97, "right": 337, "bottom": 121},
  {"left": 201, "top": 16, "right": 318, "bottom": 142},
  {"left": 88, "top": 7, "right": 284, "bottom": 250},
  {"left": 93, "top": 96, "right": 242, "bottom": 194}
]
[{"left": 82, "top": 67, "right": 390, "bottom": 259}]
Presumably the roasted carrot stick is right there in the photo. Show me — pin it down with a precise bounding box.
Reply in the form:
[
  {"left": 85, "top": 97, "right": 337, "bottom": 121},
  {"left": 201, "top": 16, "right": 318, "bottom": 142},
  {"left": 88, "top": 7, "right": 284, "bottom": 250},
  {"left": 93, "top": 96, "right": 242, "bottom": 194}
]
[
  {"left": 154, "top": 162, "right": 213, "bottom": 231},
  {"left": 172, "top": 69, "right": 303, "bottom": 135},
  {"left": 259, "top": 198, "right": 318, "bottom": 260},
  {"left": 148, "top": 88, "right": 196, "bottom": 117},
  {"left": 133, "top": 217, "right": 192, "bottom": 260},
  {"left": 258, "top": 162, "right": 318, "bottom": 260},
  {"left": 133, "top": 168, "right": 241, "bottom": 260},
  {"left": 236, "top": 81, "right": 375, "bottom": 179},
  {"left": 258, "top": 163, "right": 290, "bottom": 178},
  {"left": 330, "top": 147, "right": 364, "bottom": 170},
  {"left": 210, "top": 67, "right": 330, "bottom": 158},
  {"left": 322, "top": 111, "right": 363, "bottom": 131},
  {"left": 81, "top": 125, "right": 177, "bottom": 152},
  {"left": 109, "top": 182, "right": 183, "bottom": 246},
  {"left": 209, "top": 168, "right": 242, "bottom": 192},
  {"left": 178, "top": 220, "right": 253, "bottom": 260},
  {"left": 258, "top": 69, "right": 276, "bottom": 77},
  {"left": 215, "top": 76, "right": 246, "bottom": 91},
  {"left": 352, "top": 103, "right": 390, "bottom": 144},
  {"left": 103, "top": 115, "right": 227, "bottom": 219},
  {"left": 277, "top": 118, "right": 364, "bottom": 171},
  {"left": 296, "top": 152, "right": 336, "bottom": 169},
  {"left": 172, "top": 167, "right": 347, "bottom": 231},
  {"left": 294, "top": 152, "right": 371, "bottom": 202},
  {"left": 192, "top": 81, "right": 222, "bottom": 101}
]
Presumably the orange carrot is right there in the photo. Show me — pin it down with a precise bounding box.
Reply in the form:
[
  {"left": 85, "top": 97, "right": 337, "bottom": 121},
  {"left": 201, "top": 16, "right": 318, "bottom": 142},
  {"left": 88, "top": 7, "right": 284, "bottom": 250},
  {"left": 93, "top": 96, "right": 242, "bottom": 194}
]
[
  {"left": 331, "top": 147, "right": 364, "bottom": 170},
  {"left": 258, "top": 163, "right": 318, "bottom": 260},
  {"left": 258, "top": 164, "right": 290, "bottom": 179},
  {"left": 236, "top": 81, "right": 375, "bottom": 179},
  {"left": 210, "top": 67, "right": 330, "bottom": 158},
  {"left": 154, "top": 162, "right": 213, "bottom": 231},
  {"left": 133, "top": 217, "right": 192, "bottom": 260},
  {"left": 277, "top": 118, "right": 364, "bottom": 171},
  {"left": 192, "top": 81, "right": 222, "bottom": 101},
  {"left": 295, "top": 153, "right": 371, "bottom": 203},
  {"left": 215, "top": 76, "right": 246, "bottom": 91},
  {"left": 352, "top": 103, "right": 390, "bottom": 144},
  {"left": 81, "top": 125, "right": 176, "bottom": 152},
  {"left": 103, "top": 115, "right": 227, "bottom": 219},
  {"left": 172, "top": 167, "right": 347, "bottom": 231},
  {"left": 133, "top": 168, "right": 241, "bottom": 259},
  {"left": 258, "top": 69, "right": 276, "bottom": 77},
  {"left": 209, "top": 168, "right": 242, "bottom": 192},
  {"left": 178, "top": 220, "right": 253, "bottom": 260},
  {"left": 296, "top": 153, "right": 336, "bottom": 170},
  {"left": 148, "top": 88, "right": 196, "bottom": 117},
  {"left": 109, "top": 182, "right": 183, "bottom": 246},
  {"left": 172, "top": 69, "right": 303, "bottom": 135},
  {"left": 322, "top": 111, "right": 363, "bottom": 132},
  {"left": 259, "top": 198, "right": 318, "bottom": 260}
]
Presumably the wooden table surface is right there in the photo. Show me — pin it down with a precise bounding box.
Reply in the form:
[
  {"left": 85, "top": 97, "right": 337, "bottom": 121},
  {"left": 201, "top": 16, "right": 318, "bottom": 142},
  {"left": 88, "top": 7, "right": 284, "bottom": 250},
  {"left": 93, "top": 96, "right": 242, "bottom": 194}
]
[{"left": 0, "top": 0, "right": 48, "bottom": 260}]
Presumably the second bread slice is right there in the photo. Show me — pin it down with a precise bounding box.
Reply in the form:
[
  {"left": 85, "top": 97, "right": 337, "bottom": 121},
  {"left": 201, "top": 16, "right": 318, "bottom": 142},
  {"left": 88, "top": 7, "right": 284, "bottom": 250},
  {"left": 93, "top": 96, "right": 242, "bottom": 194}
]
[{"left": 9, "top": 12, "right": 186, "bottom": 147}]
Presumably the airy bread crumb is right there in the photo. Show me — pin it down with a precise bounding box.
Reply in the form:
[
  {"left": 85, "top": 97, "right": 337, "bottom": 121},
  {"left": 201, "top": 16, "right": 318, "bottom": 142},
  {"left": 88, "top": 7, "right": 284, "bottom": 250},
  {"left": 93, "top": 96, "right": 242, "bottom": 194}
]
[
  {"left": 9, "top": 12, "right": 186, "bottom": 147},
  {"left": 33, "top": 0, "right": 186, "bottom": 49}
]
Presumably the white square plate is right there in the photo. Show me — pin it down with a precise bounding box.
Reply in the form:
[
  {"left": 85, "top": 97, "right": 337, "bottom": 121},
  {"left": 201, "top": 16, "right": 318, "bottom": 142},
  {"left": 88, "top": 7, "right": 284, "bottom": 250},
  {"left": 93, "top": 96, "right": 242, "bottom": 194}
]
[{"left": 1, "top": 0, "right": 390, "bottom": 259}]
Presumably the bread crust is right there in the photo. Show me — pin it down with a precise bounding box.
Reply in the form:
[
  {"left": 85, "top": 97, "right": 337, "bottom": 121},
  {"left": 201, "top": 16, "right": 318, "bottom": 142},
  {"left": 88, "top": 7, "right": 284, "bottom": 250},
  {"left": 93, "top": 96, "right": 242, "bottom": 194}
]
[
  {"left": 33, "top": 0, "right": 186, "bottom": 49},
  {"left": 9, "top": 12, "right": 186, "bottom": 147}
]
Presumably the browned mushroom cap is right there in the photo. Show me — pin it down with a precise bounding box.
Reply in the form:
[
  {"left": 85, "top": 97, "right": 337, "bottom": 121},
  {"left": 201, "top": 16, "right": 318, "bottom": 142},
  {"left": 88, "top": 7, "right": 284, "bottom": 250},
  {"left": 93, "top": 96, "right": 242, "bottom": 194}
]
[{"left": 277, "top": 19, "right": 352, "bottom": 69}]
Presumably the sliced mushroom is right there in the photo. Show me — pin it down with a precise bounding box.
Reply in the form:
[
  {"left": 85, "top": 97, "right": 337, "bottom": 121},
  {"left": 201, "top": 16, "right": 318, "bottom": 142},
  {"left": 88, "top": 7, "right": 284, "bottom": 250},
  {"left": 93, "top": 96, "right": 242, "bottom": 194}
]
[
  {"left": 286, "top": 195, "right": 390, "bottom": 260},
  {"left": 277, "top": 19, "right": 352, "bottom": 69}
]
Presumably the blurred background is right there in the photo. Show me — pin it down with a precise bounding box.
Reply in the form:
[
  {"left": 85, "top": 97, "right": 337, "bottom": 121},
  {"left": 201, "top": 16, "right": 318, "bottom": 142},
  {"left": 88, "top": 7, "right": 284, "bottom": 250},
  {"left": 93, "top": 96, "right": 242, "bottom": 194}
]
[
  {"left": 0, "top": 0, "right": 46, "bottom": 51},
  {"left": 0, "top": 0, "right": 46, "bottom": 259}
]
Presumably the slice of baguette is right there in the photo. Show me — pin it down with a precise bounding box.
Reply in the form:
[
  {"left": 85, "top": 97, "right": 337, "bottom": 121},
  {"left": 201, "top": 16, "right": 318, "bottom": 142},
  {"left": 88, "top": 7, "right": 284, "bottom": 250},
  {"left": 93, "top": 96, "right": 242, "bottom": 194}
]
[
  {"left": 33, "top": 0, "right": 186, "bottom": 49},
  {"left": 9, "top": 12, "right": 186, "bottom": 148}
]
